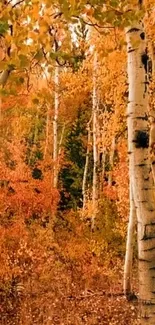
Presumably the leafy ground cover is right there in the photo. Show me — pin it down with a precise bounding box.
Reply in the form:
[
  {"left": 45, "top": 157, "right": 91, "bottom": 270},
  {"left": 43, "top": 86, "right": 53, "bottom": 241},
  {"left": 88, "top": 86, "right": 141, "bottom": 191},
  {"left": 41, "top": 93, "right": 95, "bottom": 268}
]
[{"left": 0, "top": 209, "right": 138, "bottom": 325}]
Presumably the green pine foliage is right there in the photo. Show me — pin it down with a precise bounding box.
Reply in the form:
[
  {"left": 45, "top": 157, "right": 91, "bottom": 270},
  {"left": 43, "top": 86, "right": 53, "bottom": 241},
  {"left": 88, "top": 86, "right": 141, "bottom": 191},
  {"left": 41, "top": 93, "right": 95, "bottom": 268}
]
[{"left": 59, "top": 108, "right": 93, "bottom": 210}]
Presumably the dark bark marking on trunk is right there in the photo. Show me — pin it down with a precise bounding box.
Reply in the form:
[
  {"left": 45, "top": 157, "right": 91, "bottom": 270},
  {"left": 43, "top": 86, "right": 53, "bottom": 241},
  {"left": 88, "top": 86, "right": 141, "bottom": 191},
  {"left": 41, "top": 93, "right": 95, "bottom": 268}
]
[
  {"left": 141, "top": 52, "right": 149, "bottom": 73},
  {"left": 143, "top": 177, "right": 149, "bottom": 181},
  {"left": 143, "top": 247, "right": 155, "bottom": 252},
  {"left": 128, "top": 48, "right": 136, "bottom": 53},
  {"left": 127, "top": 28, "right": 140, "bottom": 33},
  {"left": 140, "top": 32, "right": 145, "bottom": 40},
  {"left": 137, "top": 163, "right": 147, "bottom": 167},
  {"left": 139, "top": 258, "right": 151, "bottom": 262},
  {"left": 126, "top": 292, "right": 138, "bottom": 301},
  {"left": 136, "top": 115, "right": 148, "bottom": 121},
  {"left": 142, "top": 224, "right": 155, "bottom": 240},
  {"left": 133, "top": 130, "right": 149, "bottom": 148},
  {"left": 143, "top": 81, "right": 149, "bottom": 85},
  {"left": 140, "top": 300, "right": 155, "bottom": 306}
]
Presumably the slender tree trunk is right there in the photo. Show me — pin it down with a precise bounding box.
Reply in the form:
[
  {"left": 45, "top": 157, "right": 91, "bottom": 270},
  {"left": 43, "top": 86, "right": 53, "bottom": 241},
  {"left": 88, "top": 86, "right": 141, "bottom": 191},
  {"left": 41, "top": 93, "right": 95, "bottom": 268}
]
[
  {"left": 53, "top": 65, "right": 59, "bottom": 188},
  {"left": 0, "top": 94, "right": 2, "bottom": 125},
  {"left": 108, "top": 135, "right": 116, "bottom": 186},
  {"left": 0, "top": 70, "right": 10, "bottom": 123},
  {"left": 99, "top": 111, "right": 107, "bottom": 192},
  {"left": 126, "top": 21, "right": 155, "bottom": 324},
  {"left": 151, "top": 42, "right": 155, "bottom": 78},
  {"left": 0, "top": 70, "right": 10, "bottom": 87},
  {"left": 44, "top": 105, "right": 50, "bottom": 159},
  {"left": 82, "top": 117, "right": 92, "bottom": 212},
  {"left": 58, "top": 123, "right": 65, "bottom": 157},
  {"left": 124, "top": 181, "right": 137, "bottom": 297},
  {"left": 92, "top": 52, "right": 98, "bottom": 230},
  {"left": 150, "top": 121, "right": 155, "bottom": 184},
  {"left": 28, "top": 109, "right": 39, "bottom": 165},
  {"left": 149, "top": 45, "right": 155, "bottom": 184},
  {"left": 101, "top": 148, "right": 106, "bottom": 191}
]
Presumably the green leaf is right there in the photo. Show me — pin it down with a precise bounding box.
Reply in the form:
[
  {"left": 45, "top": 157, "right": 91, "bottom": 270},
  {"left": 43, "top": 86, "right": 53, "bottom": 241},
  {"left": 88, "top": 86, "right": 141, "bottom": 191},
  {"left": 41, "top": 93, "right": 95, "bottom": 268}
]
[
  {"left": 19, "top": 54, "right": 29, "bottom": 68},
  {"left": 0, "top": 21, "right": 9, "bottom": 35},
  {"left": 8, "top": 64, "right": 16, "bottom": 71},
  {"left": 110, "top": 0, "right": 119, "bottom": 7},
  {"left": 49, "top": 52, "right": 57, "bottom": 60},
  {"left": 34, "top": 50, "right": 43, "bottom": 61},
  {"left": 16, "top": 77, "right": 25, "bottom": 85}
]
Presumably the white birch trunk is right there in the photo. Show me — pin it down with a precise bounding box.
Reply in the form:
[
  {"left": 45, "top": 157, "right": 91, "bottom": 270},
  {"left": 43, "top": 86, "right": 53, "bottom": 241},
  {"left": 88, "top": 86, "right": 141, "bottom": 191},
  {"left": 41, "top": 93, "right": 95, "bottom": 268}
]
[
  {"left": 0, "top": 70, "right": 10, "bottom": 87},
  {"left": 126, "top": 22, "right": 155, "bottom": 324},
  {"left": 82, "top": 117, "right": 92, "bottom": 212},
  {"left": 149, "top": 46, "right": 155, "bottom": 185},
  {"left": 53, "top": 65, "right": 59, "bottom": 188},
  {"left": 92, "top": 52, "right": 98, "bottom": 230},
  {"left": 151, "top": 42, "right": 155, "bottom": 78},
  {"left": 44, "top": 104, "right": 50, "bottom": 159},
  {"left": 108, "top": 136, "right": 116, "bottom": 186},
  {"left": 124, "top": 181, "right": 137, "bottom": 297},
  {"left": 58, "top": 123, "right": 65, "bottom": 157},
  {"left": 100, "top": 148, "right": 106, "bottom": 193},
  {"left": 0, "top": 94, "right": 2, "bottom": 126},
  {"left": 150, "top": 121, "right": 155, "bottom": 185},
  {"left": 0, "top": 70, "right": 10, "bottom": 123}
]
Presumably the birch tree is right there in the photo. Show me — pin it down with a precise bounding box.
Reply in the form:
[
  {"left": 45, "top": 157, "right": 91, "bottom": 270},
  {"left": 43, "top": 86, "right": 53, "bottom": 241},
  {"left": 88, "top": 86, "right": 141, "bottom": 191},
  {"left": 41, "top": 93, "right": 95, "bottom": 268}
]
[
  {"left": 53, "top": 64, "right": 59, "bottom": 188},
  {"left": 92, "top": 51, "right": 98, "bottom": 230},
  {"left": 82, "top": 116, "right": 92, "bottom": 212},
  {"left": 149, "top": 42, "right": 155, "bottom": 185},
  {"left": 124, "top": 182, "right": 137, "bottom": 298},
  {"left": 126, "top": 17, "right": 155, "bottom": 323},
  {"left": 108, "top": 135, "right": 116, "bottom": 186},
  {"left": 44, "top": 104, "right": 50, "bottom": 159}
]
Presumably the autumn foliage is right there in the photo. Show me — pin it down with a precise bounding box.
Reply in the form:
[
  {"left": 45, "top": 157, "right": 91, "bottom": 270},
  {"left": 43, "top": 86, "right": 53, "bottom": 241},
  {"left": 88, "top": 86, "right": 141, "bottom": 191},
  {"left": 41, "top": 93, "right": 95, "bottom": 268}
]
[{"left": 1, "top": 0, "right": 155, "bottom": 324}]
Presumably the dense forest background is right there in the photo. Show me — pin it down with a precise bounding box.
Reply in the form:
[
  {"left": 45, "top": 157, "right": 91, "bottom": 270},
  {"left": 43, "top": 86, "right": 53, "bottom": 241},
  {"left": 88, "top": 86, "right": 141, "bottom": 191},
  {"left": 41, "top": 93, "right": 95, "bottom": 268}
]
[{"left": 0, "top": 0, "right": 155, "bottom": 324}]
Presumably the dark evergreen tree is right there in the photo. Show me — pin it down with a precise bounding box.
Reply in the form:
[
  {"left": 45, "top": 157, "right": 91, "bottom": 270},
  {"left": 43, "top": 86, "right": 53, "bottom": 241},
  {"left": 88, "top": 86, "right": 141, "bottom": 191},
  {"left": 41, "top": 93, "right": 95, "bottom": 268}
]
[{"left": 59, "top": 108, "right": 93, "bottom": 210}]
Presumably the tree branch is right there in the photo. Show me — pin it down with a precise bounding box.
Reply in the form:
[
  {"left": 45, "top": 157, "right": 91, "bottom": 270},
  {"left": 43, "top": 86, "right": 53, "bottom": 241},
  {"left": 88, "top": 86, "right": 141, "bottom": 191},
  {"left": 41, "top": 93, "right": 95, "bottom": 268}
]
[{"left": 12, "top": 0, "right": 24, "bottom": 8}]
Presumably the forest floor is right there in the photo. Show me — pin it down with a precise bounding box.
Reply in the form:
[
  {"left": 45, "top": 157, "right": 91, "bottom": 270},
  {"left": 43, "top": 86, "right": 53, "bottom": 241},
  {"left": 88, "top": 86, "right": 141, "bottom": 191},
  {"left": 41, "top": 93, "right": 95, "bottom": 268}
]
[
  {"left": 1, "top": 266, "right": 139, "bottom": 325},
  {"left": 1, "top": 211, "right": 139, "bottom": 325},
  {"left": 42, "top": 223, "right": 139, "bottom": 324},
  {"left": 41, "top": 221, "right": 139, "bottom": 325},
  {"left": 47, "top": 284, "right": 139, "bottom": 325}
]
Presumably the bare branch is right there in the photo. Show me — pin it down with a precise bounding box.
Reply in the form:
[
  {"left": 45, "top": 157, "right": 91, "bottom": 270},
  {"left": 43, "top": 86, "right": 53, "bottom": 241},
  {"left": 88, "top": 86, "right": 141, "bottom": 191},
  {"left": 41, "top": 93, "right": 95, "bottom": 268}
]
[{"left": 12, "top": 0, "right": 24, "bottom": 8}]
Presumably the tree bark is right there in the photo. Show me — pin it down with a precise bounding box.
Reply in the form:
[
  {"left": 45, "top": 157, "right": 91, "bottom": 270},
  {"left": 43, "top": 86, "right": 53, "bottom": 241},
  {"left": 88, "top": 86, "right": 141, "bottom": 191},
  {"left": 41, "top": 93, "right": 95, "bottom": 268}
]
[
  {"left": 44, "top": 104, "right": 50, "bottom": 159},
  {"left": 126, "top": 21, "right": 155, "bottom": 324},
  {"left": 124, "top": 181, "right": 137, "bottom": 297},
  {"left": 53, "top": 65, "right": 59, "bottom": 188},
  {"left": 0, "top": 70, "right": 10, "bottom": 87},
  {"left": 58, "top": 123, "right": 65, "bottom": 157},
  {"left": 92, "top": 52, "right": 98, "bottom": 230},
  {"left": 0, "top": 70, "right": 10, "bottom": 123},
  {"left": 82, "top": 117, "right": 92, "bottom": 212},
  {"left": 108, "top": 135, "right": 116, "bottom": 186},
  {"left": 149, "top": 45, "right": 155, "bottom": 185}
]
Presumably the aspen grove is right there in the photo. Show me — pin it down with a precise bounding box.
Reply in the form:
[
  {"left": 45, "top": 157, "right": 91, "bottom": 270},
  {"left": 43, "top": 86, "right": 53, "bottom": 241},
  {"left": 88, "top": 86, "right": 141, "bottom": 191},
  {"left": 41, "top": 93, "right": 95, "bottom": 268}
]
[{"left": 1, "top": 0, "right": 155, "bottom": 324}]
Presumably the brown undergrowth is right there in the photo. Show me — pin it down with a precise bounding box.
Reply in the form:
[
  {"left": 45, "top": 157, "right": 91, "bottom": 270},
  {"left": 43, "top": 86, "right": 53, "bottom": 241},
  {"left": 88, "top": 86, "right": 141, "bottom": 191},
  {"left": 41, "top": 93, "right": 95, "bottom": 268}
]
[{"left": 0, "top": 208, "right": 139, "bottom": 325}]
